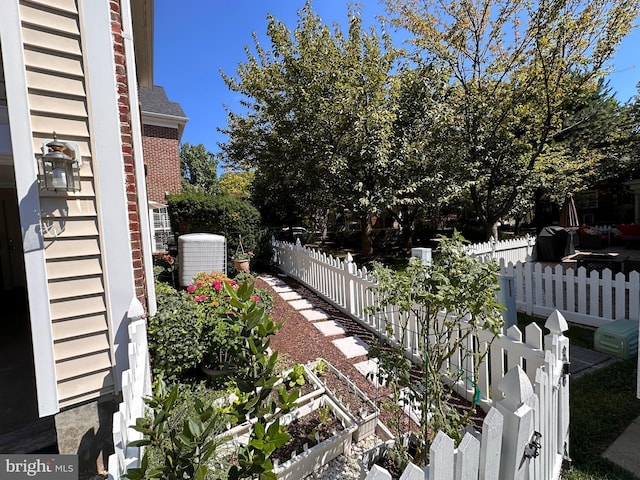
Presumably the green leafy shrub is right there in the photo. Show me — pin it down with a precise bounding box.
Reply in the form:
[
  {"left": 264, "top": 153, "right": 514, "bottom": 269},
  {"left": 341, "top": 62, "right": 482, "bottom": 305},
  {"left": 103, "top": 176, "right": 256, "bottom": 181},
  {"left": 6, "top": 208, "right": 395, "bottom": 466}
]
[
  {"left": 148, "top": 283, "right": 205, "bottom": 382},
  {"left": 368, "top": 232, "right": 504, "bottom": 464},
  {"left": 125, "top": 379, "right": 228, "bottom": 480},
  {"left": 220, "top": 280, "right": 300, "bottom": 480},
  {"left": 167, "top": 192, "right": 269, "bottom": 269},
  {"left": 149, "top": 272, "right": 276, "bottom": 382}
]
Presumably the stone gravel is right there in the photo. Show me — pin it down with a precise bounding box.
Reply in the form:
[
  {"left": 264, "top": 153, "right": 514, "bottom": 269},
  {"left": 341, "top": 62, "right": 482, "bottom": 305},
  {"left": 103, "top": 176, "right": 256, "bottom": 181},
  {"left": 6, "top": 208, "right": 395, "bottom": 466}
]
[{"left": 307, "top": 434, "right": 381, "bottom": 480}]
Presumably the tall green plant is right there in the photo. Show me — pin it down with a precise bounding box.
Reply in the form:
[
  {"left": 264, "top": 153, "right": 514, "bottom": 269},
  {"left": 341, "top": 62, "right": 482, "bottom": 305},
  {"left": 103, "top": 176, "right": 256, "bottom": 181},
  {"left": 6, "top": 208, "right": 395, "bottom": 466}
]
[
  {"left": 125, "top": 379, "right": 227, "bottom": 480},
  {"left": 368, "top": 232, "right": 504, "bottom": 464},
  {"left": 222, "top": 280, "right": 299, "bottom": 480}
]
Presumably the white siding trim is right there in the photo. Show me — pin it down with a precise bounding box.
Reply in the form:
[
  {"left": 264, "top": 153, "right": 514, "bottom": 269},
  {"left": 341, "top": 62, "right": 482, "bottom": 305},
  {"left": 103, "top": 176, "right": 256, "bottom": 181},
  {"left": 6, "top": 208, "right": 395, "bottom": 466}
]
[
  {"left": 121, "top": 0, "right": 157, "bottom": 316},
  {"left": 79, "top": 1, "right": 136, "bottom": 392},
  {"left": 0, "top": 0, "right": 59, "bottom": 416}
]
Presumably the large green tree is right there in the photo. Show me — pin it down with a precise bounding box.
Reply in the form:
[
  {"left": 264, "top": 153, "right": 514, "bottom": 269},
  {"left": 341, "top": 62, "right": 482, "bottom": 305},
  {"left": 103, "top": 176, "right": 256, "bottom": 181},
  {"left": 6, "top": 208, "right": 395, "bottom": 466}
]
[
  {"left": 180, "top": 143, "right": 220, "bottom": 195},
  {"left": 219, "top": 2, "right": 412, "bottom": 255},
  {"left": 384, "top": 0, "right": 640, "bottom": 239}
]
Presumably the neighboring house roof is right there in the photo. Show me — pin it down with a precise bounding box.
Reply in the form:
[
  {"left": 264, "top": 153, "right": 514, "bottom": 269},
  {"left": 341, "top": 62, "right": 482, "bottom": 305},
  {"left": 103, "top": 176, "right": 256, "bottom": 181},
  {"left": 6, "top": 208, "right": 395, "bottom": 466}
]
[{"left": 139, "top": 85, "right": 188, "bottom": 140}]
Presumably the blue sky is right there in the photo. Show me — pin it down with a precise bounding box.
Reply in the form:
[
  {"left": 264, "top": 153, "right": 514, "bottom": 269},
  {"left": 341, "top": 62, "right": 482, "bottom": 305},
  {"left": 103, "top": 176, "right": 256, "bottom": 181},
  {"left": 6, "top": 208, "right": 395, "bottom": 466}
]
[{"left": 154, "top": 1, "right": 640, "bottom": 163}]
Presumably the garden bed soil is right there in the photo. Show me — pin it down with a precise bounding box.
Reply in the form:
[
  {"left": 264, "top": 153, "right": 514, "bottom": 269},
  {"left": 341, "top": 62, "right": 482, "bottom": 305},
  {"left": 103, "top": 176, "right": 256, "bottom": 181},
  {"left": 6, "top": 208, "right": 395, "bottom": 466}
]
[
  {"left": 272, "top": 408, "right": 344, "bottom": 463},
  {"left": 377, "top": 455, "right": 404, "bottom": 480}
]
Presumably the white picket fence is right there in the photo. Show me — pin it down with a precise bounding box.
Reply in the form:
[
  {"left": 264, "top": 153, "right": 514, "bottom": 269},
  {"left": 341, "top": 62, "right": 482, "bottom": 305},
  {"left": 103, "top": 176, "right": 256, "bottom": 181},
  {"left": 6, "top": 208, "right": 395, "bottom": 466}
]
[
  {"left": 107, "top": 298, "right": 152, "bottom": 480},
  {"left": 499, "top": 260, "right": 640, "bottom": 327},
  {"left": 465, "top": 234, "right": 640, "bottom": 327},
  {"left": 272, "top": 239, "right": 570, "bottom": 480},
  {"left": 426, "top": 312, "right": 570, "bottom": 480},
  {"left": 467, "top": 235, "right": 535, "bottom": 264}
]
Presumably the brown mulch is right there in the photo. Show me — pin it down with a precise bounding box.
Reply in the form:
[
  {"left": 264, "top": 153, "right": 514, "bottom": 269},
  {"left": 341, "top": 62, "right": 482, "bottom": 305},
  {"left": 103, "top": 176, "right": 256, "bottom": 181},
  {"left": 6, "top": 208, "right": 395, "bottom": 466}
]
[{"left": 257, "top": 275, "right": 391, "bottom": 407}]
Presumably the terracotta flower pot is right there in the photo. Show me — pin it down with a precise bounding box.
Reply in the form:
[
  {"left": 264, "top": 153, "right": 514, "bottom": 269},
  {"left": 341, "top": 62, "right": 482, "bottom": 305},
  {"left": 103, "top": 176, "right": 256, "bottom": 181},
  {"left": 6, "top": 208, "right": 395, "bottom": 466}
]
[{"left": 234, "top": 259, "right": 250, "bottom": 273}]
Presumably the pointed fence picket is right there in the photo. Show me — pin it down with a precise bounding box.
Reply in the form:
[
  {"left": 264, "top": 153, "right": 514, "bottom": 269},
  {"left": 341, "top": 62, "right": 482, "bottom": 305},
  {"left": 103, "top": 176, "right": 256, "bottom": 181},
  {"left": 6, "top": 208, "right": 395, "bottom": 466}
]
[{"left": 272, "top": 239, "right": 570, "bottom": 480}]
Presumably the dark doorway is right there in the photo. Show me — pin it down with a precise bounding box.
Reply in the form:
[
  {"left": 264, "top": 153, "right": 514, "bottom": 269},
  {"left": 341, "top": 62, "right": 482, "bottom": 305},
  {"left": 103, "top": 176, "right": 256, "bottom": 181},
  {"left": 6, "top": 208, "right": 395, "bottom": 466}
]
[{"left": 0, "top": 191, "right": 40, "bottom": 444}]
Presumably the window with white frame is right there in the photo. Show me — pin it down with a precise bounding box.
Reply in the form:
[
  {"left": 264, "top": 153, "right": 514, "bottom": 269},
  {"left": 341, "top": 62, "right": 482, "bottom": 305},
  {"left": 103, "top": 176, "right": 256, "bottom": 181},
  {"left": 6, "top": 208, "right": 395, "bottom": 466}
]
[{"left": 152, "top": 206, "right": 172, "bottom": 253}]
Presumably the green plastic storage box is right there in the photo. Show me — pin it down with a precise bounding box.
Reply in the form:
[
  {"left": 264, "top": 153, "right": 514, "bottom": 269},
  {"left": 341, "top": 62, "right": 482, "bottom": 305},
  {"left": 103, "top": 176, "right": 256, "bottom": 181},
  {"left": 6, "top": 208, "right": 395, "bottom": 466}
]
[{"left": 594, "top": 319, "right": 638, "bottom": 359}]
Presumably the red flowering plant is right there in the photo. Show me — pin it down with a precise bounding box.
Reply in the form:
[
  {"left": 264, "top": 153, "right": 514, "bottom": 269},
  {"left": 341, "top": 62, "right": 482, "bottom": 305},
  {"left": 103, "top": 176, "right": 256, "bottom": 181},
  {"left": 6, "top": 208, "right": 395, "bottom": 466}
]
[{"left": 184, "top": 271, "right": 272, "bottom": 374}]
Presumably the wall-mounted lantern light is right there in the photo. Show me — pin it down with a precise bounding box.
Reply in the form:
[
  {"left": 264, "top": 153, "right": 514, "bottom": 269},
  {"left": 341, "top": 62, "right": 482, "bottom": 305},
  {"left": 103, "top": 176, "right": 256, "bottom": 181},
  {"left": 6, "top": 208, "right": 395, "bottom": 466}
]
[{"left": 38, "top": 132, "right": 81, "bottom": 192}]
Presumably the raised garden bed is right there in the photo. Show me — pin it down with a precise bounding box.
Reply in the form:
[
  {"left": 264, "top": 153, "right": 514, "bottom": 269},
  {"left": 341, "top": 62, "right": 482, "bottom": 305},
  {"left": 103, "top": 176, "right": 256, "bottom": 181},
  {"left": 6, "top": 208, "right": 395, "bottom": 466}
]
[
  {"left": 307, "top": 358, "right": 379, "bottom": 441},
  {"left": 360, "top": 432, "right": 424, "bottom": 480},
  {"left": 273, "top": 395, "right": 357, "bottom": 480}
]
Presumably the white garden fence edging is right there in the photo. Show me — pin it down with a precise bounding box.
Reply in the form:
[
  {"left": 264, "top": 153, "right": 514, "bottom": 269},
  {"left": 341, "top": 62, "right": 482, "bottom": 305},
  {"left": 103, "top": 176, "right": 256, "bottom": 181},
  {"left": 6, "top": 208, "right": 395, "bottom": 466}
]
[{"left": 107, "top": 298, "right": 152, "bottom": 480}]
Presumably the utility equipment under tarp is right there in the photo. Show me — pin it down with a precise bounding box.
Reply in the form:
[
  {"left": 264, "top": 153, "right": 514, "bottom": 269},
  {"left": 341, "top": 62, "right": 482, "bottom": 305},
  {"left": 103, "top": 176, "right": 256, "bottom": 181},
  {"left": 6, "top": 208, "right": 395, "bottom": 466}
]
[{"left": 533, "top": 226, "right": 575, "bottom": 261}]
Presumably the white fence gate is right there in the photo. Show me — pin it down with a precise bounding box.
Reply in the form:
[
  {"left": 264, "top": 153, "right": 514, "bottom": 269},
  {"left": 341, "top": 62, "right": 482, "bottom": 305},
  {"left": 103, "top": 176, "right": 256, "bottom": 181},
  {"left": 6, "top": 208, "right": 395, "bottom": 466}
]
[
  {"left": 272, "top": 239, "right": 570, "bottom": 480},
  {"left": 107, "top": 298, "right": 152, "bottom": 480}
]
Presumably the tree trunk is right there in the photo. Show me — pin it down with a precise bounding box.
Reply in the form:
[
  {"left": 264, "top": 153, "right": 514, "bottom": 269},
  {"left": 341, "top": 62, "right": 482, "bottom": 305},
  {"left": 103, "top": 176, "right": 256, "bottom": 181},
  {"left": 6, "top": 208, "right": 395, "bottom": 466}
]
[
  {"left": 360, "top": 215, "right": 373, "bottom": 257},
  {"left": 484, "top": 221, "right": 499, "bottom": 241}
]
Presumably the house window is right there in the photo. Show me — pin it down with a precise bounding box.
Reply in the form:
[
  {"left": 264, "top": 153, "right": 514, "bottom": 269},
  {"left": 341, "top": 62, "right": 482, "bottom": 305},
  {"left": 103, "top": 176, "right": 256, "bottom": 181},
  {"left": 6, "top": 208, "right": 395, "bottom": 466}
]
[{"left": 152, "top": 206, "right": 172, "bottom": 253}]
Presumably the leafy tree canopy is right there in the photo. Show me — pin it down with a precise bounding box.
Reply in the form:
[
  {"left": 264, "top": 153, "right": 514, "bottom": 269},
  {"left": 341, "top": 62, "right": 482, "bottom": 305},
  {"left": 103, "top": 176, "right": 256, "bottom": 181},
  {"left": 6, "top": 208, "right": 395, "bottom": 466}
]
[
  {"left": 219, "top": 1, "right": 411, "bottom": 254},
  {"left": 219, "top": 170, "right": 254, "bottom": 200},
  {"left": 384, "top": 0, "right": 640, "bottom": 238},
  {"left": 180, "top": 143, "right": 220, "bottom": 195}
]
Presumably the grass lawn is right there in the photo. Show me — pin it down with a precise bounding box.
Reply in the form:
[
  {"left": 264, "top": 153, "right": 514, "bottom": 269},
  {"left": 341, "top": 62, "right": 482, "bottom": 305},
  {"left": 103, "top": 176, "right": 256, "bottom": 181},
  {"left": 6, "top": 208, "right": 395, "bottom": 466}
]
[
  {"left": 517, "top": 313, "right": 640, "bottom": 479},
  {"left": 562, "top": 357, "right": 640, "bottom": 479}
]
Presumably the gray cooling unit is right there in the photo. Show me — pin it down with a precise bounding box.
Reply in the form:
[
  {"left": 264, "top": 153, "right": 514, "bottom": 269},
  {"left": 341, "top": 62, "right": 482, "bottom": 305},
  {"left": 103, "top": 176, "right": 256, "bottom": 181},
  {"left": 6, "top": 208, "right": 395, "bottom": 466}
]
[{"left": 178, "top": 233, "right": 226, "bottom": 286}]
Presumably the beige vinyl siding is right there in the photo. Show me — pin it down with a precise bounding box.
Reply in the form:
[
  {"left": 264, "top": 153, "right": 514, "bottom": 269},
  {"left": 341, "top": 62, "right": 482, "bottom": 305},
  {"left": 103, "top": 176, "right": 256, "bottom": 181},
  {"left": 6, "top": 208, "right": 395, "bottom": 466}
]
[
  {"left": 49, "top": 295, "right": 106, "bottom": 322},
  {"left": 56, "top": 351, "right": 112, "bottom": 382},
  {"left": 40, "top": 197, "right": 96, "bottom": 216},
  {"left": 21, "top": 26, "right": 82, "bottom": 56},
  {"left": 26, "top": 0, "right": 78, "bottom": 15},
  {"left": 20, "top": 0, "right": 114, "bottom": 408},
  {"left": 41, "top": 217, "right": 99, "bottom": 238},
  {"left": 48, "top": 276, "right": 104, "bottom": 300},
  {"left": 43, "top": 237, "right": 101, "bottom": 259},
  {"left": 54, "top": 332, "right": 110, "bottom": 359},
  {"left": 28, "top": 93, "right": 87, "bottom": 117},
  {"left": 20, "top": 4, "right": 79, "bottom": 36}
]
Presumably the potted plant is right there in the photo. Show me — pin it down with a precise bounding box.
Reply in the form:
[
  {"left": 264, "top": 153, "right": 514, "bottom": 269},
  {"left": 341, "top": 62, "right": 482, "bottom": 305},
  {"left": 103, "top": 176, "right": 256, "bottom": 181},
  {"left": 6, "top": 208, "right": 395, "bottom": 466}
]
[{"left": 232, "top": 235, "right": 253, "bottom": 273}]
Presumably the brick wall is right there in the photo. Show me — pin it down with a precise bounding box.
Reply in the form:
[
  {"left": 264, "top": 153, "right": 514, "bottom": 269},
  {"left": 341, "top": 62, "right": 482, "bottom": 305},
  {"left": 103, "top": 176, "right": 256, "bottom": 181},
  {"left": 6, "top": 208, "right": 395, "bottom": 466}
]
[
  {"left": 110, "top": 0, "right": 147, "bottom": 305},
  {"left": 142, "top": 124, "right": 182, "bottom": 204}
]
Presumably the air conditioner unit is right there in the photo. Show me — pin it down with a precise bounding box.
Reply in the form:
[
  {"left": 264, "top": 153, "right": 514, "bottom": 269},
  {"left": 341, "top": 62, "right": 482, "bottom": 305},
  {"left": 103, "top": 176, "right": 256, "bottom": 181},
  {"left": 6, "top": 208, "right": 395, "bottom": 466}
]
[{"left": 178, "top": 233, "right": 226, "bottom": 286}]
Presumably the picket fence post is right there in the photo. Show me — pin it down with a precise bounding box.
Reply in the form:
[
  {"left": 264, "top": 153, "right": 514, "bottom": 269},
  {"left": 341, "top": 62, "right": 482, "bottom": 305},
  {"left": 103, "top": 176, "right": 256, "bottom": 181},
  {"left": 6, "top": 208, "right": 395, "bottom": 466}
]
[
  {"left": 430, "top": 431, "right": 455, "bottom": 479},
  {"left": 496, "top": 366, "right": 536, "bottom": 480},
  {"left": 345, "top": 252, "right": 356, "bottom": 316},
  {"left": 456, "top": 432, "right": 480, "bottom": 480},
  {"left": 479, "top": 407, "right": 504, "bottom": 480}
]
